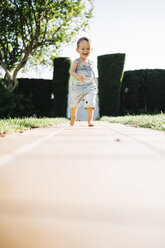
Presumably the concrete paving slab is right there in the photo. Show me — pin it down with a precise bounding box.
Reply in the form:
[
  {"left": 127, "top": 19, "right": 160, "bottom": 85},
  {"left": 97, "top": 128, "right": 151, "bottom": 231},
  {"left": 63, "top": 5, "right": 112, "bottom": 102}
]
[{"left": 0, "top": 121, "right": 165, "bottom": 248}]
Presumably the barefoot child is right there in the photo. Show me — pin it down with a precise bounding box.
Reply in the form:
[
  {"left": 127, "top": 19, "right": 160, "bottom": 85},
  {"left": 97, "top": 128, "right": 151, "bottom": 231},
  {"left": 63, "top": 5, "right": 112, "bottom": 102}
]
[{"left": 69, "top": 37, "right": 97, "bottom": 126}]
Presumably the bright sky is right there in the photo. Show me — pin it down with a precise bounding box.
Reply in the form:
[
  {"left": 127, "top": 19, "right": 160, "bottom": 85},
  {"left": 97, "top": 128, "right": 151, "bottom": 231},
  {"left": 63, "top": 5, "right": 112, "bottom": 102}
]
[
  {"left": 60, "top": 0, "right": 165, "bottom": 77},
  {"left": 2, "top": 0, "right": 164, "bottom": 79}
]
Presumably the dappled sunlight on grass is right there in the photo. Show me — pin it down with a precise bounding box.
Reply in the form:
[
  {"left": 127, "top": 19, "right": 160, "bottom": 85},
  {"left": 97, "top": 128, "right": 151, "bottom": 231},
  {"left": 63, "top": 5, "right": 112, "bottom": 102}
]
[
  {"left": 101, "top": 114, "right": 165, "bottom": 131},
  {"left": 0, "top": 117, "right": 68, "bottom": 135}
]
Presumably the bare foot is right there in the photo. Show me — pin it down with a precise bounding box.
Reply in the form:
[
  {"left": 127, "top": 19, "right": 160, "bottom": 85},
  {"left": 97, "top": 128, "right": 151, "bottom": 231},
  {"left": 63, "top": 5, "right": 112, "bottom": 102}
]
[
  {"left": 88, "top": 121, "right": 94, "bottom": 127},
  {"left": 70, "top": 119, "right": 76, "bottom": 126}
]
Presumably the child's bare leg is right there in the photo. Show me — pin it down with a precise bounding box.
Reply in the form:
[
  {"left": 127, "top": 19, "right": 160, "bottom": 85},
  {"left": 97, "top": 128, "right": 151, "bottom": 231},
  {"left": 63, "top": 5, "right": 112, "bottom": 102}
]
[
  {"left": 70, "top": 107, "right": 77, "bottom": 126},
  {"left": 86, "top": 107, "right": 94, "bottom": 126}
]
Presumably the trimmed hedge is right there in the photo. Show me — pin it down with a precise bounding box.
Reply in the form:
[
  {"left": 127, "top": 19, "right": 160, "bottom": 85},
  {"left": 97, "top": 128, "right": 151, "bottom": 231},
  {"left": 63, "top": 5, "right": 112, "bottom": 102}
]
[
  {"left": 97, "top": 53, "right": 125, "bottom": 116},
  {"left": 120, "top": 70, "right": 147, "bottom": 114},
  {"left": 0, "top": 79, "right": 35, "bottom": 118},
  {"left": 146, "top": 70, "right": 165, "bottom": 113},
  {"left": 0, "top": 56, "right": 71, "bottom": 118},
  {"left": 16, "top": 78, "right": 53, "bottom": 117},
  {"left": 121, "top": 69, "right": 165, "bottom": 114},
  {"left": 53, "top": 57, "right": 71, "bottom": 117}
]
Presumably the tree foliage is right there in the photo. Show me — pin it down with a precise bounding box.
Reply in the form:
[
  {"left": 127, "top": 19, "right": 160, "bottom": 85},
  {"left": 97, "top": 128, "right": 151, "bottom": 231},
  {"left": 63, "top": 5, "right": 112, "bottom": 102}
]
[{"left": 0, "top": 0, "right": 93, "bottom": 91}]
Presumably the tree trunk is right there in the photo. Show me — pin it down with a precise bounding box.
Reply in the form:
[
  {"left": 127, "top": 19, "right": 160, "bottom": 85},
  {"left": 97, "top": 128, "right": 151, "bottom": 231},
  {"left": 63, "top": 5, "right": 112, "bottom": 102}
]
[
  {"left": 4, "top": 73, "right": 18, "bottom": 92},
  {"left": 1, "top": 50, "right": 31, "bottom": 92}
]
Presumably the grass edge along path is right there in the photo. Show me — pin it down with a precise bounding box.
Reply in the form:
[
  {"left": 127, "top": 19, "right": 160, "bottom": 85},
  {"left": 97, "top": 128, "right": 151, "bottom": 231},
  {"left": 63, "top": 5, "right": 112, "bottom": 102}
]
[
  {"left": 101, "top": 114, "right": 165, "bottom": 132},
  {"left": 0, "top": 117, "right": 68, "bottom": 136}
]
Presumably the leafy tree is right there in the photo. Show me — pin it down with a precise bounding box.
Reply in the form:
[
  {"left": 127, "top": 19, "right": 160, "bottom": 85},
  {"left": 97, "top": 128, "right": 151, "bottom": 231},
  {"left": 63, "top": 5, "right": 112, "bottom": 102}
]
[{"left": 0, "top": 0, "right": 93, "bottom": 91}]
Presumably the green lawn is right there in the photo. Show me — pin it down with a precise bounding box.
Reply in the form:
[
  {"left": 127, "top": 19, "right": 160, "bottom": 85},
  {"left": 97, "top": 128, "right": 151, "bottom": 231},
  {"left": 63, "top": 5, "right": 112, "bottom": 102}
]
[
  {"left": 101, "top": 114, "right": 165, "bottom": 131},
  {"left": 0, "top": 117, "right": 68, "bottom": 136},
  {"left": 1, "top": 114, "right": 165, "bottom": 136}
]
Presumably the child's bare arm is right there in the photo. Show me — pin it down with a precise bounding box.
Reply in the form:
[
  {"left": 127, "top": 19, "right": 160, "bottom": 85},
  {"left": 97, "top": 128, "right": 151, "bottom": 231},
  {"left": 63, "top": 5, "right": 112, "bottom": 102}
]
[{"left": 70, "top": 60, "right": 85, "bottom": 82}]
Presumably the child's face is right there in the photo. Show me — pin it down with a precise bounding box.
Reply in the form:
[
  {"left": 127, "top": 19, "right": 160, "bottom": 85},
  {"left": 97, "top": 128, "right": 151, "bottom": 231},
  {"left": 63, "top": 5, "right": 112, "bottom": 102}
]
[{"left": 76, "top": 40, "right": 92, "bottom": 60}]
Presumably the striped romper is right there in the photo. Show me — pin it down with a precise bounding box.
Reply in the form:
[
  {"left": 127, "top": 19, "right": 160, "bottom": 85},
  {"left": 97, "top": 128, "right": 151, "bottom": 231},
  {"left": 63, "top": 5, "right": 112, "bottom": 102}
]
[{"left": 70, "top": 58, "right": 97, "bottom": 109}]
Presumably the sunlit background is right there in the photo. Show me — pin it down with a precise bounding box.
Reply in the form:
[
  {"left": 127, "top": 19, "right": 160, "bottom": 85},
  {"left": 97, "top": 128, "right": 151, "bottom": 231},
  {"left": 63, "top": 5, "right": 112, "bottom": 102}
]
[
  {"left": 1, "top": 0, "right": 165, "bottom": 79},
  {"left": 61, "top": 0, "right": 165, "bottom": 76}
]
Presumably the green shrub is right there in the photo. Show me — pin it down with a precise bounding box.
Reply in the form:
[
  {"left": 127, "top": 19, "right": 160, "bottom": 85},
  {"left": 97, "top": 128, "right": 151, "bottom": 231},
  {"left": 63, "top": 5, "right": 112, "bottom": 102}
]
[
  {"left": 16, "top": 78, "right": 53, "bottom": 117},
  {"left": 121, "top": 69, "right": 165, "bottom": 114},
  {"left": 120, "top": 70, "right": 147, "bottom": 114},
  {"left": 0, "top": 79, "right": 35, "bottom": 118},
  {"left": 97, "top": 53, "right": 125, "bottom": 116},
  {"left": 146, "top": 70, "right": 165, "bottom": 113},
  {"left": 53, "top": 57, "right": 71, "bottom": 117}
]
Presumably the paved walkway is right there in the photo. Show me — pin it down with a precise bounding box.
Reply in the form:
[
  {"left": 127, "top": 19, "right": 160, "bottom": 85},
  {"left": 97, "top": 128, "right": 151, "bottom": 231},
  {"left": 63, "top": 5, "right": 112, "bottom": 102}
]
[{"left": 0, "top": 121, "right": 165, "bottom": 248}]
